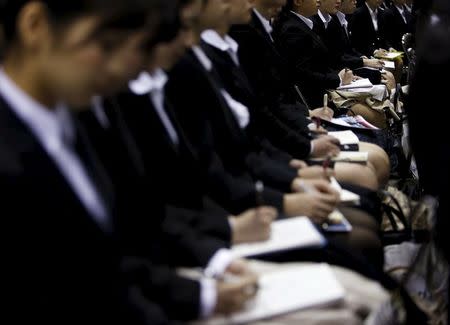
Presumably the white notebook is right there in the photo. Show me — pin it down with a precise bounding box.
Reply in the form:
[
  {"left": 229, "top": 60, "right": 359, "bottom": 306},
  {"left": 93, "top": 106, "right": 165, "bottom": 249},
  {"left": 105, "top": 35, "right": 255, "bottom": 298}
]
[
  {"left": 328, "top": 130, "right": 359, "bottom": 146},
  {"left": 196, "top": 264, "right": 345, "bottom": 325},
  {"left": 337, "top": 78, "right": 373, "bottom": 90},
  {"left": 381, "top": 60, "right": 396, "bottom": 69},
  {"left": 231, "top": 217, "right": 326, "bottom": 258},
  {"left": 310, "top": 151, "right": 369, "bottom": 163},
  {"left": 329, "top": 177, "right": 360, "bottom": 205}
]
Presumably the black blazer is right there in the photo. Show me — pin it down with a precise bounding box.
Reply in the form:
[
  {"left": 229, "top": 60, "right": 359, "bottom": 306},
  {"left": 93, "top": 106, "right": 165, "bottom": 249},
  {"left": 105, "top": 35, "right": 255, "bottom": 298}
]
[
  {"left": 80, "top": 97, "right": 231, "bottom": 268},
  {"left": 349, "top": 4, "right": 391, "bottom": 56},
  {"left": 229, "top": 14, "right": 316, "bottom": 158},
  {"left": 312, "top": 14, "right": 364, "bottom": 70},
  {"left": 314, "top": 15, "right": 382, "bottom": 83},
  {"left": 200, "top": 40, "right": 312, "bottom": 160},
  {"left": 0, "top": 95, "right": 170, "bottom": 325},
  {"left": 167, "top": 50, "right": 286, "bottom": 214},
  {"left": 230, "top": 12, "right": 301, "bottom": 108},
  {"left": 272, "top": 11, "right": 341, "bottom": 108},
  {"left": 383, "top": 5, "right": 414, "bottom": 51}
]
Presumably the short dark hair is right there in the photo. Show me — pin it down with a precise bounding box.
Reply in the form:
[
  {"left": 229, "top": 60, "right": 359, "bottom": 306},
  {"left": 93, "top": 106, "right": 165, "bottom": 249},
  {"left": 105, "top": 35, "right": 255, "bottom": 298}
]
[{"left": 0, "top": 0, "right": 160, "bottom": 44}]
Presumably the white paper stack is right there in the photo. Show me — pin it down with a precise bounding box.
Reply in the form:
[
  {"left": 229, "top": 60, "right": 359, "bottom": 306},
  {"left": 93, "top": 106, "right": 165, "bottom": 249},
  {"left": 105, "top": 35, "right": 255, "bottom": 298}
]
[
  {"left": 231, "top": 217, "right": 326, "bottom": 258},
  {"left": 195, "top": 264, "right": 345, "bottom": 325}
]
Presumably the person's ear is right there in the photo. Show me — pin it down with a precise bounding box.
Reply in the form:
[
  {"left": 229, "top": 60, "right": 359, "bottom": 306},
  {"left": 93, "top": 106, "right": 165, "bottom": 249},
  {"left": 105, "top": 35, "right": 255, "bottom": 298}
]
[{"left": 16, "top": 2, "right": 51, "bottom": 51}]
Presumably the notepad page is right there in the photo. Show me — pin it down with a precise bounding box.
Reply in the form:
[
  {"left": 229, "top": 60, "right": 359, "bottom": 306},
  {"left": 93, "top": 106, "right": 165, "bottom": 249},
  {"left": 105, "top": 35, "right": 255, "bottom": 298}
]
[
  {"left": 328, "top": 130, "right": 359, "bottom": 145},
  {"left": 231, "top": 217, "right": 326, "bottom": 258},
  {"left": 195, "top": 264, "right": 345, "bottom": 325},
  {"left": 329, "top": 177, "right": 360, "bottom": 205},
  {"left": 337, "top": 78, "right": 373, "bottom": 90}
]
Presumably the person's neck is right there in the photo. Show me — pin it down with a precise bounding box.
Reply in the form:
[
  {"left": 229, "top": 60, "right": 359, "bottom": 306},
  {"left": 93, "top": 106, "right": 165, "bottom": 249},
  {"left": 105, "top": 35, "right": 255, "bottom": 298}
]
[
  {"left": 319, "top": 9, "right": 332, "bottom": 17},
  {"left": 366, "top": 2, "right": 378, "bottom": 11},
  {"left": 216, "top": 23, "right": 230, "bottom": 38},
  {"left": 3, "top": 57, "right": 56, "bottom": 109}
]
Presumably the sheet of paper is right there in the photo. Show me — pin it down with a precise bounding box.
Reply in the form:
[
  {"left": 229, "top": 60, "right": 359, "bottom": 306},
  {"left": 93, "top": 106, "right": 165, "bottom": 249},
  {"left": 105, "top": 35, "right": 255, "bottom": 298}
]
[
  {"left": 337, "top": 78, "right": 373, "bottom": 90},
  {"left": 377, "top": 52, "right": 403, "bottom": 60},
  {"left": 381, "top": 60, "right": 396, "bottom": 69},
  {"left": 329, "top": 177, "right": 360, "bottom": 205},
  {"left": 194, "top": 264, "right": 345, "bottom": 325},
  {"left": 231, "top": 217, "right": 326, "bottom": 258},
  {"left": 328, "top": 130, "right": 359, "bottom": 145},
  {"left": 310, "top": 151, "right": 369, "bottom": 163},
  {"left": 323, "top": 210, "right": 353, "bottom": 232}
]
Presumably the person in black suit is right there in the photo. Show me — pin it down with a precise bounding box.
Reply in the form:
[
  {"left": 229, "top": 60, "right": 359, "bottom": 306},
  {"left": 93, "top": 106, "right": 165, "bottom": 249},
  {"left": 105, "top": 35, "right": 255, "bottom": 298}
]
[
  {"left": 272, "top": 0, "right": 355, "bottom": 109},
  {"left": 0, "top": 0, "right": 188, "bottom": 324},
  {"left": 348, "top": 0, "right": 391, "bottom": 57},
  {"left": 382, "top": 0, "right": 414, "bottom": 52},
  {"left": 313, "top": 0, "right": 385, "bottom": 80}
]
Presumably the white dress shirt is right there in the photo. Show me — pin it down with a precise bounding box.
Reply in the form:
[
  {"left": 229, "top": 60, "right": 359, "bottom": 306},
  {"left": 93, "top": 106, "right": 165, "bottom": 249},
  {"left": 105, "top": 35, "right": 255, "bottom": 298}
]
[
  {"left": 129, "top": 69, "right": 179, "bottom": 146},
  {"left": 253, "top": 8, "right": 274, "bottom": 42},
  {"left": 131, "top": 63, "right": 235, "bottom": 318},
  {"left": 291, "top": 11, "right": 314, "bottom": 30},
  {"left": 366, "top": 2, "right": 379, "bottom": 31},
  {"left": 395, "top": 5, "right": 408, "bottom": 24},
  {"left": 0, "top": 69, "right": 110, "bottom": 231},
  {"left": 201, "top": 29, "right": 241, "bottom": 66},
  {"left": 318, "top": 9, "right": 332, "bottom": 29},
  {"left": 336, "top": 11, "right": 350, "bottom": 37},
  {"left": 191, "top": 45, "right": 250, "bottom": 129},
  {"left": 405, "top": 4, "right": 412, "bottom": 13}
]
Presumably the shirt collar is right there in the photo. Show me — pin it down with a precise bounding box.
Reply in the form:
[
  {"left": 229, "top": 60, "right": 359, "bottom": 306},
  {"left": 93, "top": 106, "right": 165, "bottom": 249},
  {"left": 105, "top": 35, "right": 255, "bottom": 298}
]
[
  {"left": 0, "top": 68, "right": 74, "bottom": 148},
  {"left": 395, "top": 4, "right": 405, "bottom": 15},
  {"left": 291, "top": 11, "right": 314, "bottom": 30},
  {"left": 192, "top": 45, "right": 213, "bottom": 71},
  {"left": 405, "top": 4, "right": 412, "bottom": 12},
  {"left": 129, "top": 69, "right": 168, "bottom": 95},
  {"left": 336, "top": 11, "right": 348, "bottom": 26},
  {"left": 201, "top": 30, "right": 239, "bottom": 55},
  {"left": 253, "top": 9, "right": 273, "bottom": 35},
  {"left": 318, "top": 10, "right": 332, "bottom": 27},
  {"left": 365, "top": 2, "right": 378, "bottom": 16}
]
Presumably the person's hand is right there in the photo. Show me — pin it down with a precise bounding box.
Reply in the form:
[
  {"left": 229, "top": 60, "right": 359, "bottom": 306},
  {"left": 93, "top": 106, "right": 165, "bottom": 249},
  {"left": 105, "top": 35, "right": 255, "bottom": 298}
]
[
  {"left": 215, "top": 273, "right": 259, "bottom": 315},
  {"left": 338, "top": 68, "right": 354, "bottom": 85},
  {"left": 310, "top": 106, "right": 334, "bottom": 121},
  {"left": 363, "top": 58, "right": 384, "bottom": 69},
  {"left": 225, "top": 258, "right": 255, "bottom": 277},
  {"left": 283, "top": 188, "right": 339, "bottom": 223},
  {"left": 311, "top": 135, "right": 340, "bottom": 158},
  {"left": 230, "top": 207, "right": 277, "bottom": 244},
  {"left": 374, "top": 48, "right": 388, "bottom": 57},
  {"left": 296, "top": 165, "right": 335, "bottom": 180},
  {"left": 289, "top": 159, "right": 308, "bottom": 169},
  {"left": 381, "top": 70, "right": 396, "bottom": 90}
]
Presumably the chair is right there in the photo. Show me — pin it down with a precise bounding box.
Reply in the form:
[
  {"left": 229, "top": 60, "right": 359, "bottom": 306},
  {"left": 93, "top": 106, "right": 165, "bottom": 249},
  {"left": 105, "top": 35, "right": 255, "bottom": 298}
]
[{"left": 402, "top": 33, "right": 416, "bottom": 84}]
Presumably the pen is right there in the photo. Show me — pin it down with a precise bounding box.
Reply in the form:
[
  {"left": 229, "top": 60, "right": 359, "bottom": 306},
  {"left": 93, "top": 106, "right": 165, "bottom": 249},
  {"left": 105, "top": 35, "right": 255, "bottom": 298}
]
[
  {"left": 312, "top": 116, "right": 321, "bottom": 130},
  {"left": 255, "top": 180, "right": 264, "bottom": 207},
  {"left": 323, "top": 93, "right": 328, "bottom": 110}
]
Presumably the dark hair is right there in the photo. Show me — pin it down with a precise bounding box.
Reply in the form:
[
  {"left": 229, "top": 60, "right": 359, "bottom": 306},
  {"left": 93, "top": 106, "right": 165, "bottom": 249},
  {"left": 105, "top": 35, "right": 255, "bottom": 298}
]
[
  {"left": 0, "top": 0, "right": 160, "bottom": 44},
  {"left": 282, "top": 0, "right": 295, "bottom": 13}
]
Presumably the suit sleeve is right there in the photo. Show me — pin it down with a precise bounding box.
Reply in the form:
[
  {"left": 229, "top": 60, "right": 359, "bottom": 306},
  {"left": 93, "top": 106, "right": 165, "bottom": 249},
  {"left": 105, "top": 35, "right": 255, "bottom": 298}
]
[{"left": 275, "top": 28, "right": 340, "bottom": 91}]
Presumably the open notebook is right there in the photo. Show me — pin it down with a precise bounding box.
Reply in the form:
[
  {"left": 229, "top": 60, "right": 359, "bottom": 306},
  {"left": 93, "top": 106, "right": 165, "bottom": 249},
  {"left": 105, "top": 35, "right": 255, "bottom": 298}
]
[
  {"left": 328, "top": 130, "right": 359, "bottom": 151},
  {"left": 337, "top": 78, "right": 372, "bottom": 90},
  {"left": 194, "top": 264, "right": 345, "bottom": 325},
  {"left": 329, "top": 177, "right": 360, "bottom": 205},
  {"left": 231, "top": 217, "right": 326, "bottom": 258},
  {"left": 330, "top": 116, "right": 379, "bottom": 130},
  {"left": 310, "top": 151, "right": 368, "bottom": 163},
  {"left": 375, "top": 52, "right": 403, "bottom": 60}
]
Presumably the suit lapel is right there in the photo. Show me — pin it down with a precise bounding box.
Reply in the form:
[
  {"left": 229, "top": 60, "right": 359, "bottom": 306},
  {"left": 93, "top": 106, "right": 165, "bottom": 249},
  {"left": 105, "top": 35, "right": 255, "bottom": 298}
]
[
  {"left": 187, "top": 49, "right": 250, "bottom": 150},
  {"left": 0, "top": 95, "right": 111, "bottom": 234}
]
